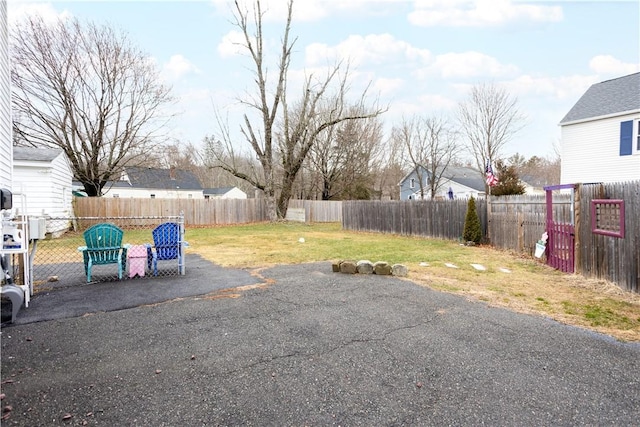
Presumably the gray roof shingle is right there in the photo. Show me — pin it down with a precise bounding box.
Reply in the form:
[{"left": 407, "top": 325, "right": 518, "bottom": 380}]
[
  {"left": 120, "top": 167, "right": 202, "bottom": 190},
  {"left": 203, "top": 187, "right": 236, "bottom": 195},
  {"left": 560, "top": 72, "right": 640, "bottom": 124},
  {"left": 13, "top": 146, "right": 62, "bottom": 162}
]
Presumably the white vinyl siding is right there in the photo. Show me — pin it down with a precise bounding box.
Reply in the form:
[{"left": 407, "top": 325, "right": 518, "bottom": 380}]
[
  {"left": 102, "top": 187, "right": 205, "bottom": 199},
  {"left": 0, "top": 2, "right": 12, "bottom": 190},
  {"left": 561, "top": 112, "right": 640, "bottom": 184},
  {"left": 13, "top": 153, "right": 73, "bottom": 217}
]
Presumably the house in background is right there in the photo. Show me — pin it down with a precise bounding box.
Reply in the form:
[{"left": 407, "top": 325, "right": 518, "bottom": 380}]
[
  {"left": 399, "top": 165, "right": 486, "bottom": 200},
  {"left": 519, "top": 175, "right": 548, "bottom": 195},
  {"left": 560, "top": 72, "right": 640, "bottom": 184},
  {"left": 203, "top": 186, "right": 247, "bottom": 199},
  {"left": 13, "top": 146, "right": 73, "bottom": 216},
  {"left": 103, "top": 166, "right": 204, "bottom": 199}
]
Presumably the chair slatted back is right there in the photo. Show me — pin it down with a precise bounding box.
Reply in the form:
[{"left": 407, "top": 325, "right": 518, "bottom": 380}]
[
  {"left": 83, "top": 223, "right": 124, "bottom": 265},
  {"left": 152, "top": 222, "right": 180, "bottom": 261}
]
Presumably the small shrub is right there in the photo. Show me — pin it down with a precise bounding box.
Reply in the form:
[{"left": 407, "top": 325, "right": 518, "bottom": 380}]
[{"left": 462, "top": 196, "right": 482, "bottom": 244}]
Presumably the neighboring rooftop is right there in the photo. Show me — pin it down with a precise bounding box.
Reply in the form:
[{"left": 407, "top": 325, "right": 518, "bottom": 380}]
[
  {"left": 13, "top": 146, "right": 63, "bottom": 162},
  {"left": 443, "top": 165, "right": 486, "bottom": 192},
  {"left": 203, "top": 187, "right": 237, "bottom": 196},
  {"left": 560, "top": 72, "right": 640, "bottom": 124},
  {"left": 116, "top": 167, "right": 202, "bottom": 190}
]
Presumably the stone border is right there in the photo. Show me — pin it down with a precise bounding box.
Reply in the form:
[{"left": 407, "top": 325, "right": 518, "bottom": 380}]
[{"left": 332, "top": 260, "right": 408, "bottom": 277}]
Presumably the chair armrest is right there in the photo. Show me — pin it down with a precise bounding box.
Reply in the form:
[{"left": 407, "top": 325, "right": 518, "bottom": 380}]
[{"left": 78, "top": 246, "right": 87, "bottom": 252}]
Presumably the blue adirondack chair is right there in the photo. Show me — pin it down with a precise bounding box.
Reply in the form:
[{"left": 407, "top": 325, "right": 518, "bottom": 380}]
[
  {"left": 146, "top": 222, "right": 185, "bottom": 276},
  {"left": 78, "top": 223, "right": 128, "bottom": 282}
]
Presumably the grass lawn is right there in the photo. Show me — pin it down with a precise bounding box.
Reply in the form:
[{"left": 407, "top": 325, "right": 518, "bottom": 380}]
[{"left": 186, "top": 222, "right": 640, "bottom": 342}]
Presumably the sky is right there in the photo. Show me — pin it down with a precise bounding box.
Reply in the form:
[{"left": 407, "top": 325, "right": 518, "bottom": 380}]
[{"left": 7, "top": 0, "right": 640, "bottom": 162}]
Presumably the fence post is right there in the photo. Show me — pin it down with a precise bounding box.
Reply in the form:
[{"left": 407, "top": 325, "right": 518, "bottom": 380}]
[
  {"left": 574, "top": 183, "right": 582, "bottom": 274},
  {"left": 179, "top": 211, "right": 186, "bottom": 275}
]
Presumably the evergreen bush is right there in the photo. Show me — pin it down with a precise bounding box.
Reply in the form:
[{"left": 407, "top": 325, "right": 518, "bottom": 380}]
[{"left": 462, "top": 196, "right": 482, "bottom": 244}]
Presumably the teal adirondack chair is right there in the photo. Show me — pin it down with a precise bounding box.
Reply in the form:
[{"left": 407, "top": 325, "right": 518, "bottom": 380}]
[{"left": 78, "top": 223, "right": 128, "bottom": 282}]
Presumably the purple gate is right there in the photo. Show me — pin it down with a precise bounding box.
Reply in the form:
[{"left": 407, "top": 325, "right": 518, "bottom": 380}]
[{"left": 544, "top": 184, "right": 575, "bottom": 273}]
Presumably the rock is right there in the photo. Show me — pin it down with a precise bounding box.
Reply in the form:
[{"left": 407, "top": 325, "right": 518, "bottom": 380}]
[
  {"left": 331, "top": 261, "right": 342, "bottom": 272},
  {"left": 356, "top": 260, "right": 374, "bottom": 274},
  {"left": 392, "top": 264, "right": 409, "bottom": 277},
  {"left": 373, "top": 261, "right": 392, "bottom": 275},
  {"left": 339, "top": 260, "right": 358, "bottom": 274}
]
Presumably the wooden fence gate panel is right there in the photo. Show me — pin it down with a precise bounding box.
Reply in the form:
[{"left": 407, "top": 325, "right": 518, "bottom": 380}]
[
  {"left": 545, "top": 184, "right": 576, "bottom": 274},
  {"left": 547, "top": 221, "right": 575, "bottom": 273}
]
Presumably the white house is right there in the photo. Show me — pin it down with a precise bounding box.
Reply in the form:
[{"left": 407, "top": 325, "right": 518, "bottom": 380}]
[
  {"left": 560, "top": 72, "right": 640, "bottom": 184},
  {"left": 399, "top": 165, "right": 486, "bottom": 200},
  {"left": 100, "top": 166, "right": 205, "bottom": 199},
  {"left": 0, "top": 2, "right": 11, "bottom": 192},
  {"left": 203, "top": 187, "right": 247, "bottom": 199},
  {"left": 13, "top": 147, "right": 74, "bottom": 220}
]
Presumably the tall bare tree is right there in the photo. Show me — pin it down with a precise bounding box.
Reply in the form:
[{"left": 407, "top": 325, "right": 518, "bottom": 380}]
[
  {"left": 308, "top": 103, "right": 383, "bottom": 200},
  {"left": 11, "top": 16, "right": 174, "bottom": 196},
  {"left": 206, "top": 0, "right": 384, "bottom": 219},
  {"left": 392, "top": 115, "right": 460, "bottom": 199},
  {"left": 457, "top": 83, "right": 525, "bottom": 189}
]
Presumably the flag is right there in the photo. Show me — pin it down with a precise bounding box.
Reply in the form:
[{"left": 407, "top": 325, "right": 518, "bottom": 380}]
[{"left": 485, "top": 161, "right": 499, "bottom": 187}]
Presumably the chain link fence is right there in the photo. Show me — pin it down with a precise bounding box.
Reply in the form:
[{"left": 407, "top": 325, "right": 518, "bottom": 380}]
[{"left": 28, "top": 215, "right": 185, "bottom": 291}]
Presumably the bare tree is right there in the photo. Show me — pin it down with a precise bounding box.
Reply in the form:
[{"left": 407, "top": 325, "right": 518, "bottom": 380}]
[
  {"left": 457, "top": 83, "right": 525, "bottom": 189},
  {"left": 308, "top": 103, "right": 383, "bottom": 200},
  {"left": 206, "top": 0, "right": 384, "bottom": 219},
  {"left": 11, "top": 16, "right": 175, "bottom": 196},
  {"left": 392, "top": 115, "right": 460, "bottom": 199},
  {"left": 372, "top": 132, "right": 406, "bottom": 200}
]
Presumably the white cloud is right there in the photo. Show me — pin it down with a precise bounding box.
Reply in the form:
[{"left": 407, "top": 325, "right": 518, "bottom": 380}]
[
  {"left": 374, "top": 77, "right": 405, "bottom": 96},
  {"left": 8, "top": 1, "right": 72, "bottom": 25},
  {"left": 306, "top": 33, "right": 431, "bottom": 68},
  {"left": 504, "top": 74, "right": 598, "bottom": 100},
  {"left": 217, "top": 30, "right": 247, "bottom": 58},
  {"left": 408, "top": 0, "right": 563, "bottom": 27},
  {"left": 162, "top": 55, "right": 200, "bottom": 81},
  {"left": 428, "top": 51, "right": 519, "bottom": 79},
  {"left": 210, "top": 0, "right": 403, "bottom": 22},
  {"left": 589, "top": 55, "right": 640, "bottom": 77},
  {"left": 209, "top": 0, "right": 328, "bottom": 22}
]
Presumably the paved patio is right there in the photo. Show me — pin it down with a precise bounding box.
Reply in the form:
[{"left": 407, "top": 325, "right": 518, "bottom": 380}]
[{"left": 2, "top": 257, "right": 639, "bottom": 425}]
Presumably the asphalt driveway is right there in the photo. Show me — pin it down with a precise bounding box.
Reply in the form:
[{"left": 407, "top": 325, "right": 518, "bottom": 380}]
[{"left": 1, "top": 256, "right": 639, "bottom": 426}]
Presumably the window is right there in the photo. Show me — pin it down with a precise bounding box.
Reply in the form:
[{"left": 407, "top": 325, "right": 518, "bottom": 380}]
[
  {"left": 150, "top": 194, "right": 156, "bottom": 199},
  {"left": 620, "top": 120, "right": 633, "bottom": 156},
  {"left": 620, "top": 119, "right": 640, "bottom": 155},
  {"left": 410, "top": 178, "right": 415, "bottom": 189},
  {"left": 112, "top": 194, "right": 119, "bottom": 198},
  {"left": 591, "top": 199, "right": 625, "bottom": 238}
]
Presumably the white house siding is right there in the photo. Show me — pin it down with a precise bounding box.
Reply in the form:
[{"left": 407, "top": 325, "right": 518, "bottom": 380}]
[
  {"left": 13, "top": 153, "right": 73, "bottom": 217},
  {"left": 438, "top": 179, "right": 485, "bottom": 199},
  {"left": 561, "top": 113, "right": 640, "bottom": 184},
  {"left": 218, "top": 188, "right": 247, "bottom": 199},
  {"left": 0, "top": 2, "right": 12, "bottom": 191},
  {"left": 105, "top": 187, "right": 204, "bottom": 199}
]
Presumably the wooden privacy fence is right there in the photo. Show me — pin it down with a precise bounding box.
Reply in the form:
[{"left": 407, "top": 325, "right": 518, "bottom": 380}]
[
  {"left": 288, "top": 199, "right": 343, "bottom": 222},
  {"left": 342, "top": 199, "right": 487, "bottom": 241},
  {"left": 73, "top": 198, "right": 343, "bottom": 225},
  {"left": 74, "top": 197, "right": 269, "bottom": 226},
  {"left": 575, "top": 181, "right": 639, "bottom": 293},
  {"left": 488, "top": 194, "right": 572, "bottom": 256}
]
